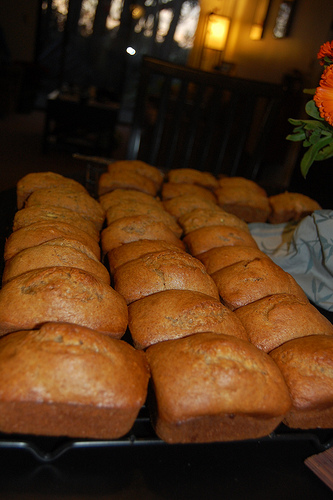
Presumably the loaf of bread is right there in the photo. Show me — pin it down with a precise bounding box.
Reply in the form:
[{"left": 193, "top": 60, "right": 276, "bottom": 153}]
[
  {"left": 98, "top": 170, "right": 158, "bottom": 197},
  {"left": 163, "top": 194, "right": 218, "bottom": 220},
  {"left": 4, "top": 220, "right": 101, "bottom": 261},
  {"left": 107, "top": 160, "right": 164, "bottom": 191},
  {"left": 128, "top": 289, "right": 248, "bottom": 349},
  {"left": 197, "top": 245, "right": 269, "bottom": 275},
  {"left": 12, "top": 205, "right": 100, "bottom": 241},
  {"left": 268, "top": 191, "right": 322, "bottom": 224},
  {"left": 183, "top": 225, "right": 259, "bottom": 257},
  {"left": 270, "top": 335, "right": 333, "bottom": 429},
  {"left": 215, "top": 179, "right": 271, "bottom": 223},
  {"left": 0, "top": 322, "right": 149, "bottom": 439},
  {"left": 161, "top": 182, "right": 217, "bottom": 203},
  {"left": 0, "top": 267, "right": 128, "bottom": 337},
  {"left": 16, "top": 171, "right": 88, "bottom": 210},
  {"left": 99, "top": 188, "right": 163, "bottom": 213},
  {"left": 211, "top": 257, "right": 308, "bottom": 310},
  {"left": 113, "top": 250, "right": 220, "bottom": 304},
  {"left": 107, "top": 239, "right": 186, "bottom": 274},
  {"left": 105, "top": 201, "right": 182, "bottom": 238},
  {"left": 146, "top": 332, "right": 291, "bottom": 443},
  {"left": 235, "top": 293, "right": 333, "bottom": 353},
  {"left": 2, "top": 238, "right": 110, "bottom": 285},
  {"left": 167, "top": 168, "right": 219, "bottom": 190},
  {"left": 217, "top": 176, "right": 267, "bottom": 196},
  {"left": 24, "top": 187, "right": 105, "bottom": 231},
  {"left": 101, "top": 215, "right": 185, "bottom": 254},
  {"left": 178, "top": 207, "right": 250, "bottom": 235}
]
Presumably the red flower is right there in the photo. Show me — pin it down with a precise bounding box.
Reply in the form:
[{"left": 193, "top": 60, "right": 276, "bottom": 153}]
[
  {"left": 317, "top": 41, "right": 333, "bottom": 65},
  {"left": 314, "top": 65, "right": 333, "bottom": 126}
]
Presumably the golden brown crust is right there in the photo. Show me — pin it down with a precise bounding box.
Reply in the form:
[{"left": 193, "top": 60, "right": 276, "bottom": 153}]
[
  {"left": 107, "top": 239, "right": 186, "bottom": 274},
  {"left": 4, "top": 220, "right": 101, "bottom": 261},
  {"left": 105, "top": 202, "right": 182, "bottom": 238},
  {"left": 161, "top": 183, "right": 217, "bottom": 203},
  {"left": 197, "top": 246, "right": 269, "bottom": 275},
  {"left": 12, "top": 205, "right": 100, "bottom": 241},
  {"left": 0, "top": 323, "right": 149, "bottom": 438},
  {"left": 211, "top": 257, "right": 308, "bottom": 310},
  {"left": 167, "top": 168, "right": 219, "bottom": 191},
  {"left": 101, "top": 215, "right": 185, "bottom": 254},
  {"left": 268, "top": 191, "right": 322, "bottom": 224},
  {"left": 16, "top": 172, "right": 88, "bottom": 210},
  {"left": 270, "top": 335, "right": 333, "bottom": 429},
  {"left": 163, "top": 194, "right": 218, "bottom": 220},
  {"left": 24, "top": 187, "right": 105, "bottom": 231},
  {"left": 128, "top": 289, "right": 248, "bottom": 349},
  {"left": 107, "top": 160, "right": 164, "bottom": 190},
  {"left": 235, "top": 293, "right": 333, "bottom": 353},
  {"left": 178, "top": 207, "right": 249, "bottom": 235},
  {"left": 99, "top": 189, "right": 162, "bottom": 212},
  {"left": 0, "top": 267, "right": 128, "bottom": 337},
  {"left": 113, "top": 250, "right": 220, "bottom": 304},
  {"left": 217, "top": 176, "right": 267, "bottom": 196},
  {"left": 183, "top": 225, "right": 258, "bottom": 257},
  {"left": 2, "top": 240, "right": 110, "bottom": 285},
  {"left": 146, "top": 332, "right": 291, "bottom": 443},
  {"left": 215, "top": 185, "right": 271, "bottom": 223},
  {"left": 98, "top": 171, "right": 157, "bottom": 197}
]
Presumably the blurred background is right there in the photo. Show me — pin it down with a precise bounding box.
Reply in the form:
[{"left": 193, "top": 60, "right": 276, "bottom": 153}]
[{"left": 0, "top": 0, "right": 332, "bottom": 205}]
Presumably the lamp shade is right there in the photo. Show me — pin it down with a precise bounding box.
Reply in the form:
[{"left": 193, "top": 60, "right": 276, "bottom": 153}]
[{"left": 204, "top": 14, "right": 230, "bottom": 51}]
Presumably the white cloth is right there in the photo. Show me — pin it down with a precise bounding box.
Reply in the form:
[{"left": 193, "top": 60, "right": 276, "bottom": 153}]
[{"left": 249, "top": 210, "right": 333, "bottom": 311}]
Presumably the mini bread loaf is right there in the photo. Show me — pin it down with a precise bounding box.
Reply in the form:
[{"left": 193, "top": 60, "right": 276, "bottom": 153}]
[
  {"left": 163, "top": 194, "right": 219, "bottom": 220},
  {"left": 211, "top": 257, "right": 308, "bottom": 310},
  {"left": 113, "top": 250, "right": 220, "bottom": 304},
  {"left": 235, "top": 293, "right": 333, "bottom": 353},
  {"left": 2, "top": 239, "right": 110, "bottom": 285},
  {"left": 161, "top": 182, "right": 217, "bottom": 203},
  {"left": 178, "top": 207, "right": 250, "bottom": 235},
  {"left": 107, "top": 239, "right": 186, "bottom": 274},
  {"left": 270, "top": 335, "right": 333, "bottom": 429},
  {"left": 99, "top": 188, "right": 163, "bottom": 213},
  {"left": 0, "top": 322, "right": 149, "bottom": 439},
  {"left": 105, "top": 202, "right": 182, "bottom": 238},
  {"left": 268, "top": 191, "right": 322, "bottom": 224},
  {"left": 215, "top": 185, "right": 271, "bottom": 223},
  {"left": 98, "top": 170, "right": 158, "bottom": 197},
  {"left": 4, "top": 220, "right": 101, "bottom": 261},
  {"left": 107, "top": 160, "right": 164, "bottom": 191},
  {"left": 197, "top": 245, "right": 269, "bottom": 275},
  {"left": 128, "top": 289, "right": 248, "bottom": 349},
  {"left": 167, "top": 168, "right": 219, "bottom": 191},
  {"left": 24, "top": 187, "right": 105, "bottom": 231},
  {"left": 217, "top": 176, "right": 267, "bottom": 196},
  {"left": 183, "top": 225, "right": 259, "bottom": 257},
  {"left": 146, "top": 332, "right": 292, "bottom": 443},
  {"left": 0, "top": 266, "right": 128, "bottom": 337},
  {"left": 12, "top": 205, "right": 100, "bottom": 241},
  {"left": 16, "top": 171, "right": 88, "bottom": 210},
  {"left": 101, "top": 215, "right": 185, "bottom": 254}
]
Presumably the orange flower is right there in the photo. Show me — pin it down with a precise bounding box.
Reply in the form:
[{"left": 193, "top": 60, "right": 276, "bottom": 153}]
[
  {"left": 314, "top": 65, "right": 333, "bottom": 126},
  {"left": 317, "top": 41, "right": 333, "bottom": 65}
]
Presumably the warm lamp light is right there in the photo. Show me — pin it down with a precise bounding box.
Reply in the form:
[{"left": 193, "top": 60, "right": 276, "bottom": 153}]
[
  {"left": 250, "top": 23, "right": 264, "bottom": 41},
  {"left": 204, "top": 13, "right": 230, "bottom": 51}
]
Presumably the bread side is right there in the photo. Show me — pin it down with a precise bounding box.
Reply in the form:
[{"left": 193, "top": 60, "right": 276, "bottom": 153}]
[{"left": 0, "top": 322, "right": 149, "bottom": 438}]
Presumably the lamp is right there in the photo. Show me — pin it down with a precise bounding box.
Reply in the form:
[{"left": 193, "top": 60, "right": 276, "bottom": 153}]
[{"left": 201, "top": 13, "right": 230, "bottom": 70}]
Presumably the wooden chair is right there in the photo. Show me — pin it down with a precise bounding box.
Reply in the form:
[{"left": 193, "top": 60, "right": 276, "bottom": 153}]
[{"left": 126, "top": 56, "right": 292, "bottom": 181}]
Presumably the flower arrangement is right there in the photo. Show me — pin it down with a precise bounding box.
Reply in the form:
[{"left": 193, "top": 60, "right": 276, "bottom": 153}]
[{"left": 287, "top": 41, "right": 333, "bottom": 177}]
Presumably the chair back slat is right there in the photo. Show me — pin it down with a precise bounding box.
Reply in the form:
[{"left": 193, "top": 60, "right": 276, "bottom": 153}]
[{"left": 127, "top": 56, "right": 288, "bottom": 180}]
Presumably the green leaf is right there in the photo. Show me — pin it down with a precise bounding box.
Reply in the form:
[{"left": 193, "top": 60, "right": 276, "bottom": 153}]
[
  {"left": 300, "top": 135, "right": 333, "bottom": 177},
  {"left": 286, "top": 131, "right": 306, "bottom": 141},
  {"left": 305, "top": 99, "right": 323, "bottom": 120}
]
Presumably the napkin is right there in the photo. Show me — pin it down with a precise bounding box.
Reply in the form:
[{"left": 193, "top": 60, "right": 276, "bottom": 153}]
[{"left": 249, "top": 210, "right": 333, "bottom": 311}]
